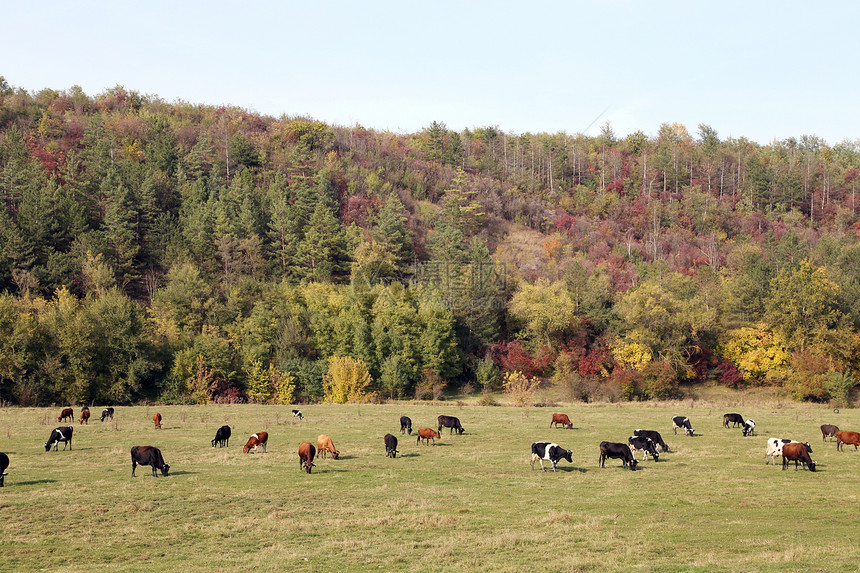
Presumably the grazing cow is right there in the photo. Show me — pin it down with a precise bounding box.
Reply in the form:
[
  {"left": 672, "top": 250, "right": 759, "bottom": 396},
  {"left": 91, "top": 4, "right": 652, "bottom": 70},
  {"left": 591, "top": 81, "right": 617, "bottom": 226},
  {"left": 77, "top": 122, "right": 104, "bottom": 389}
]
[
  {"left": 0, "top": 452, "right": 8, "bottom": 487},
  {"left": 628, "top": 436, "right": 659, "bottom": 461},
  {"left": 400, "top": 416, "right": 413, "bottom": 435},
  {"left": 384, "top": 433, "right": 399, "bottom": 458},
  {"left": 820, "top": 424, "right": 839, "bottom": 442},
  {"left": 100, "top": 407, "right": 114, "bottom": 422},
  {"left": 530, "top": 442, "right": 573, "bottom": 472},
  {"left": 765, "top": 438, "right": 813, "bottom": 465},
  {"left": 781, "top": 442, "right": 816, "bottom": 471},
  {"left": 211, "top": 425, "right": 231, "bottom": 448},
  {"left": 317, "top": 434, "right": 340, "bottom": 459},
  {"left": 298, "top": 442, "right": 316, "bottom": 473},
  {"left": 633, "top": 429, "right": 669, "bottom": 452},
  {"left": 57, "top": 408, "right": 73, "bottom": 423},
  {"left": 243, "top": 432, "right": 269, "bottom": 454},
  {"left": 79, "top": 407, "right": 90, "bottom": 425},
  {"left": 550, "top": 413, "right": 573, "bottom": 429},
  {"left": 836, "top": 430, "right": 860, "bottom": 451},
  {"left": 292, "top": 409, "right": 303, "bottom": 421},
  {"left": 417, "top": 427, "right": 441, "bottom": 446},
  {"left": 44, "top": 427, "right": 74, "bottom": 451},
  {"left": 599, "top": 441, "right": 638, "bottom": 470},
  {"left": 742, "top": 419, "right": 756, "bottom": 437},
  {"left": 437, "top": 415, "right": 464, "bottom": 435},
  {"left": 153, "top": 413, "right": 162, "bottom": 429},
  {"left": 723, "top": 413, "right": 744, "bottom": 428},
  {"left": 131, "top": 446, "right": 170, "bottom": 477},
  {"left": 672, "top": 416, "right": 695, "bottom": 436}
]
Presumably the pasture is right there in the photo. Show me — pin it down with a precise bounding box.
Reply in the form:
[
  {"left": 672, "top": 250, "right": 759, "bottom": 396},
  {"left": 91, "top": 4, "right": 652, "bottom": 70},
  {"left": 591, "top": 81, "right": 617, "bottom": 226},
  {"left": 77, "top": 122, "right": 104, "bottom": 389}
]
[{"left": 0, "top": 400, "right": 858, "bottom": 572}]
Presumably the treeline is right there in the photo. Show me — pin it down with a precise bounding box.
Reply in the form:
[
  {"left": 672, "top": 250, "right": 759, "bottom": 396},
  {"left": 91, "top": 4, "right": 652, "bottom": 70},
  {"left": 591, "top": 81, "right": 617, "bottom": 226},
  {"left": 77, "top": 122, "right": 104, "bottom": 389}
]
[{"left": 0, "top": 78, "right": 858, "bottom": 406}]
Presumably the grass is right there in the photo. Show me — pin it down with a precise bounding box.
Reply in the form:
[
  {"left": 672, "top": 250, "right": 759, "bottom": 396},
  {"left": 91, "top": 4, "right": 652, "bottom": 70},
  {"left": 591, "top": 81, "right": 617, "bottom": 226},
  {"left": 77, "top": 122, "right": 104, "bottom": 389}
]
[{"left": 0, "top": 399, "right": 858, "bottom": 572}]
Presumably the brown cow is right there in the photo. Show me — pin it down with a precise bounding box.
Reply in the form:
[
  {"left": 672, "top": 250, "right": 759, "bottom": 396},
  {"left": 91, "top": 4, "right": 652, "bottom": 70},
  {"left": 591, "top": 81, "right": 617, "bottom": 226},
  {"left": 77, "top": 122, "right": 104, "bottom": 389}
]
[
  {"left": 153, "top": 412, "right": 162, "bottom": 429},
  {"left": 782, "top": 442, "right": 816, "bottom": 471},
  {"left": 298, "top": 442, "right": 316, "bottom": 473},
  {"left": 417, "top": 427, "right": 441, "bottom": 446},
  {"left": 316, "top": 435, "right": 339, "bottom": 459},
  {"left": 550, "top": 413, "right": 573, "bottom": 429},
  {"left": 58, "top": 408, "right": 74, "bottom": 423},
  {"left": 836, "top": 430, "right": 860, "bottom": 451},
  {"left": 243, "top": 432, "right": 268, "bottom": 454},
  {"left": 79, "top": 407, "right": 90, "bottom": 425}
]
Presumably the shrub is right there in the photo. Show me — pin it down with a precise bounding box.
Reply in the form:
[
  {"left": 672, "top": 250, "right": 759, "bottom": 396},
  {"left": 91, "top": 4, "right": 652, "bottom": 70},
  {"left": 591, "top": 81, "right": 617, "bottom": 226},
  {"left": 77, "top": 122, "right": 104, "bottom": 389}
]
[
  {"left": 414, "top": 368, "right": 447, "bottom": 400},
  {"left": 323, "top": 356, "right": 372, "bottom": 404},
  {"left": 639, "top": 361, "right": 680, "bottom": 400},
  {"left": 825, "top": 371, "right": 855, "bottom": 408},
  {"left": 502, "top": 370, "right": 541, "bottom": 406}
]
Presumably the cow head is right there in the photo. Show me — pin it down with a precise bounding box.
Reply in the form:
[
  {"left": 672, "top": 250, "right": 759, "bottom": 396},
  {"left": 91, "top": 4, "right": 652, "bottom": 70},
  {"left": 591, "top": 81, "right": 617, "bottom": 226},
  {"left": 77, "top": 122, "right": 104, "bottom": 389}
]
[
  {"left": 211, "top": 439, "right": 217, "bottom": 448},
  {"left": 160, "top": 463, "right": 170, "bottom": 477},
  {"left": 304, "top": 461, "right": 315, "bottom": 474},
  {"left": 807, "top": 461, "right": 817, "bottom": 472},
  {"left": 332, "top": 450, "right": 340, "bottom": 460},
  {"left": 0, "top": 472, "right": 6, "bottom": 487},
  {"left": 628, "top": 459, "right": 638, "bottom": 471},
  {"left": 562, "top": 449, "right": 573, "bottom": 464},
  {"left": 457, "top": 426, "right": 465, "bottom": 435},
  {"left": 803, "top": 442, "right": 813, "bottom": 453}
]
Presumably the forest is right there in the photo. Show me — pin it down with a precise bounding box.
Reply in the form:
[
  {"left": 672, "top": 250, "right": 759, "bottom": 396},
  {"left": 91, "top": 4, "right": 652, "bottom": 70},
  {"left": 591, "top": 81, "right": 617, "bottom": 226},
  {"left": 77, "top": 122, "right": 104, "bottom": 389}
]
[{"left": 1, "top": 77, "right": 859, "bottom": 406}]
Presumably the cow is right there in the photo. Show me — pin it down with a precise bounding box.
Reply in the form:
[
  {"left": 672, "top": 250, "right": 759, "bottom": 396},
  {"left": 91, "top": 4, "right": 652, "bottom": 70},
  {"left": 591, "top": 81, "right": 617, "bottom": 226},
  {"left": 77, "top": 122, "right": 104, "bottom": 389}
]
[
  {"left": 292, "top": 409, "right": 304, "bottom": 421},
  {"left": 765, "top": 438, "right": 812, "bottom": 465},
  {"left": 742, "top": 419, "right": 756, "bottom": 437},
  {"left": 530, "top": 442, "right": 573, "bottom": 472},
  {"left": 384, "top": 433, "right": 399, "bottom": 458},
  {"left": 317, "top": 434, "right": 339, "bottom": 459},
  {"left": 79, "top": 407, "right": 90, "bottom": 425},
  {"left": 820, "top": 424, "right": 839, "bottom": 442},
  {"left": 723, "top": 413, "right": 744, "bottom": 428},
  {"left": 100, "top": 407, "right": 114, "bottom": 422},
  {"left": 298, "top": 442, "right": 316, "bottom": 473},
  {"left": 243, "top": 432, "right": 268, "bottom": 454},
  {"left": 57, "top": 408, "right": 73, "bottom": 423},
  {"left": 672, "top": 416, "right": 695, "bottom": 436},
  {"left": 633, "top": 429, "right": 669, "bottom": 452},
  {"left": 131, "top": 445, "right": 170, "bottom": 477},
  {"left": 599, "top": 441, "right": 638, "bottom": 470},
  {"left": 437, "top": 415, "right": 464, "bottom": 435},
  {"left": 628, "top": 436, "right": 659, "bottom": 461},
  {"left": 781, "top": 442, "right": 816, "bottom": 472},
  {"left": 400, "top": 416, "right": 413, "bottom": 435},
  {"left": 0, "top": 452, "right": 8, "bottom": 487},
  {"left": 836, "top": 430, "right": 860, "bottom": 451},
  {"left": 211, "top": 425, "right": 231, "bottom": 448},
  {"left": 550, "top": 413, "right": 573, "bottom": 429},
  {"left": 44, "top": 427, "right": 74, "bottom": 451},
  {"left": 153, "top": 413, "right": 162, "bottom": 429},
  {"left": 417, "top": 427, "right": 441, "bottom": 445}
]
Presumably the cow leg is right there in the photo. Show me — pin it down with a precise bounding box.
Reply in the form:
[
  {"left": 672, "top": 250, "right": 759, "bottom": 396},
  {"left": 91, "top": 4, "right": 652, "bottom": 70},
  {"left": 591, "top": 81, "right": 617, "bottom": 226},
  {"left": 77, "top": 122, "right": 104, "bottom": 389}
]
[{"left": 132, "top": 461, "right": 137, "bottom": 477}]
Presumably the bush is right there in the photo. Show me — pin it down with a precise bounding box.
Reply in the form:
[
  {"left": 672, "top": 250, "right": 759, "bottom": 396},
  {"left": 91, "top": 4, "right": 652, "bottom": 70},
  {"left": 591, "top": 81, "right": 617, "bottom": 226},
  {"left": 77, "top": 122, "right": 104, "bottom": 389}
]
[
  {"left": 323, "top": 356, "right": 372, "bottom": 404},
  {"left": 639, "top": 361, "right": 680, "bottom": 400},
  {"left": 414, "top": 369, "right": 447, "bottom": 400},
  {"left": 502, "top": 370, "right": 540, "bottom": 406}
]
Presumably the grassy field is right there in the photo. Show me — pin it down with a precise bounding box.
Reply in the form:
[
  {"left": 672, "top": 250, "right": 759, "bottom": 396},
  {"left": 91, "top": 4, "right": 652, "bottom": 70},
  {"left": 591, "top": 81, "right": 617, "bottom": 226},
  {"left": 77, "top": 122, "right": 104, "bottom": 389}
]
[{"left": 1, "top": 398, "right": 858, "bottom": 573}]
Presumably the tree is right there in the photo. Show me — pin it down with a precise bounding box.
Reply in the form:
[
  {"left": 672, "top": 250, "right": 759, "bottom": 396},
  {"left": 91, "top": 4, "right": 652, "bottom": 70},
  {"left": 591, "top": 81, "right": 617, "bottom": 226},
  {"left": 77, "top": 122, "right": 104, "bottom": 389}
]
[{"left": 323, "top": 356, "right": 372, "bottom": 403}]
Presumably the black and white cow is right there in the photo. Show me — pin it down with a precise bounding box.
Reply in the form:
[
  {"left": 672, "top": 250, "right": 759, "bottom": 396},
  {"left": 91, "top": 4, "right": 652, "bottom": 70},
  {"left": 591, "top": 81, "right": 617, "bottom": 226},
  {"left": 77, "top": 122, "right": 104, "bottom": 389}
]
[
  {"left": 211, "top": 425, "right": 231, "bottom": 448},
  {"left": 400, "top": 416, "right": 413, "bottom": 435},
  {"left": 0, "top": 452, "right": 8, "bottom": 487},
  {"left": 45, "top": 427, "right": 74, "bottom": 451},
  {"left": 628, "top": 436, "right": 659, "bottom": 461},
  {"left": 384, "top": 433, "right": 399, "bottom": 458},
  {"left": 131, "top": 446, "right": 170, "bottom": 477},
  {"left": 530, "top": 442, "right": 573, "bottom": 472},
  {"left": 633, "top": 429, "right": 669, "bottom": 452},
  {"left": 765, "top": 438, "right": 812, "bottom": 465},
  {"left": 742, "top": 419, "right": 756, "bottom": 437},
  {"left": 672, "top": 416, "right": 695, "bottom": 436},
  {"left": 100, "top": 407, "right": 114, "bottom": 422},
  {"left": 292, "top": 409, "right": 303, "bottom": 421},
  {"left": 599, "top": 441, "right": 638, "bottom": 470}
]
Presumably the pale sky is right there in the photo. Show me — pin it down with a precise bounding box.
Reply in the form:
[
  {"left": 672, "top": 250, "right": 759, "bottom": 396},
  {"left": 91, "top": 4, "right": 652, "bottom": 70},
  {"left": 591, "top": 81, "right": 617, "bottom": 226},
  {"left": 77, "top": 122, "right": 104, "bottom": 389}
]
[{"left": 3, "top": 1, "right": 859, "bottom": 145}]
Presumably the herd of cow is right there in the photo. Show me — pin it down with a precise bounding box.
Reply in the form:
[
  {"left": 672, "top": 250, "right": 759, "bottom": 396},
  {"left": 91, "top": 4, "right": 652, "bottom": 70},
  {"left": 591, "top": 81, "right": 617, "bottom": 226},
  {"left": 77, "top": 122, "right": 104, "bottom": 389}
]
[{"left": 1, "top": 406, "right": 858, "bottom": 487}]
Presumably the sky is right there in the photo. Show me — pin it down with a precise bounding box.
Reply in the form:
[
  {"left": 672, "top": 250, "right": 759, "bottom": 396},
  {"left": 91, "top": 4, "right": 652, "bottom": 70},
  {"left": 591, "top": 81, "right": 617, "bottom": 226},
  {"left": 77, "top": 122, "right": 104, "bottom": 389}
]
[{"left": 3, "top": 1, "right": 859, "bottom": 145}]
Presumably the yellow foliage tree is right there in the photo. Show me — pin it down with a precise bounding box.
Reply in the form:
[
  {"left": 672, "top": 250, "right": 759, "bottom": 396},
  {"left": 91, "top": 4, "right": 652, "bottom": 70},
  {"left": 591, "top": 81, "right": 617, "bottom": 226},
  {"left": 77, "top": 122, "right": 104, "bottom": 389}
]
[
  {"left": 502, "top": 370, "right": 541, "bottom": 407},
  {"left": 717, "top": 323, "right": 791, "bottom": 381},
  {"left": 610, "top": 332, "right": 654, "bottom": 370},
  {"left": 323, "top": 356, "right": 372, "bottom": 404},
  {"left": 271, "top": 366, "right": 296, "bottom": 405}
]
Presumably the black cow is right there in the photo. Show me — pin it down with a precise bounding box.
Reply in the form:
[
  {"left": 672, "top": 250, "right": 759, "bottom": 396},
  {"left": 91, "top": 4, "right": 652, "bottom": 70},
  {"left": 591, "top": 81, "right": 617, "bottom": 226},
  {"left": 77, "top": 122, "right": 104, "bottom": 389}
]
[
  {"left": 820, "top": 424, "right": 839, "bottom": 442},
  {"left": 400, "top": 416, "right": 413, "bottom": 435},
  {"left": 437, "top": 415, "right": 464, "bottom": 435},
  {"left": 131, "top": 446, "right": 170, "bottom": 477},
  {"left": 100, "top": 407, "right": 114, "bottom": 422},
  {"left": 384, "top": 433, "right": 399, "bottom": 458},
  {"left": 530, "top": 442, "right": 573, "bottom": 472},
  {"left": 45, "top": 427, "right": 73, "bottom": 451},
  {"left": 0, "top": 452, "right": 8, "bottom": 487},
  {"left": 599, "top": 441, "right": 638, "bottom": 470},
  {"left": 628, "top": 436, "right": 659, "bottom": 461},
  {"left": 292, "top": 409, "right": 304, "bottom": 421},
  {"left": 211, "top": 425, "right": 231, "bottom": 448},
  {"left": 633, "top": 429, "right": 669, "bottom": 452},
  {"left": 672, "top": 416, "right": 695, "bottom": 436},
  {"left": 723, "top": 413, "right": 744, "bottom": 428},
  {"left": 742, "top": 419, "right": 756, "bottom": 437}
]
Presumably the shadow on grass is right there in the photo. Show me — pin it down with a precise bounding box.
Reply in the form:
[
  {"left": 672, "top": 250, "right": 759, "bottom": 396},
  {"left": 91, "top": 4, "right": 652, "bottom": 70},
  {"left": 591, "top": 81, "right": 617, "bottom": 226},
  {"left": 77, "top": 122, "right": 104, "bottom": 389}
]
[
  {"left": 15, "top": 479, "right": 58, "bottom": 486},
  {"left": 167, "top": 470, "right": 197, "bottom": 476}
]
